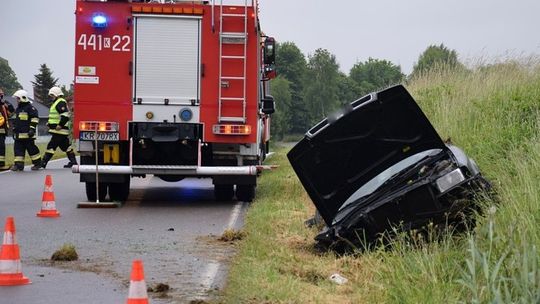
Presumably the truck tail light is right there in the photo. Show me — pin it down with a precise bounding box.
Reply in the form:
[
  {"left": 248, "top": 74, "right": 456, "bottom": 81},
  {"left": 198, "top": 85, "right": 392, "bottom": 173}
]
[
  {"left": 213, "top": 124, "right": 251, "bottom": 135},
  {"left": 80, "top": 121, "right": 119, "bottom": 132}
]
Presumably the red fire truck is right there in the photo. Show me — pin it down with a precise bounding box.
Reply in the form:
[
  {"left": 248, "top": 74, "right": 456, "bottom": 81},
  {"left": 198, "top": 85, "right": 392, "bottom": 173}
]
[{"left": 72, "top": 0, "right": 276, "bottom": 203}]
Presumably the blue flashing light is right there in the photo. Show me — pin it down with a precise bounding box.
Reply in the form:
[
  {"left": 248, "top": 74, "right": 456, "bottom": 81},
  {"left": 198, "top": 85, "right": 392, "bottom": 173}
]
[{"left": 92, "top": 13, "right": 108, "bottom": 28}]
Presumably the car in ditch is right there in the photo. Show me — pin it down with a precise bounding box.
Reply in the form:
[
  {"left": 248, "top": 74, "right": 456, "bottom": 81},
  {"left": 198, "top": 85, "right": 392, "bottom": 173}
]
[{"left": 287, "top": 85, "right": 491, "bottom": 251}]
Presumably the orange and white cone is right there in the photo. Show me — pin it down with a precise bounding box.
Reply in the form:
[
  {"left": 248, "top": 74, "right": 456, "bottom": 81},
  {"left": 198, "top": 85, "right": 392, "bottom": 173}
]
[
  {"left": 127, "top": 260, "right": 149, "bottom": 304},
  {"left": 0, "top": 216, "right": 30, "bottom": 286},
  {"left": 37, "top": 175, "right": 60, "bottom": 218}
]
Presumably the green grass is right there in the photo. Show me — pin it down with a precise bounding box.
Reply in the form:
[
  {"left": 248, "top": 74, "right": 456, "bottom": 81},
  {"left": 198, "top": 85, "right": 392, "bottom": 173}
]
[
  {"left": 4, "top": 141, "right": 72, "bottom": 165},
  {"left": 279, "top": 133, "right": 305, "bottom": 143},
  {"left": 220, "top": 59, "right": 540, "bottom": 303}
]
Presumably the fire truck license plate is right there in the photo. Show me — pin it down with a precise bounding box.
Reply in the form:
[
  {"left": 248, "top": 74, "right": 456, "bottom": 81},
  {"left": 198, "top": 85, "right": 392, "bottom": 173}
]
[{"left": 79, "top": 132, "right": 119, "bottom": 141}]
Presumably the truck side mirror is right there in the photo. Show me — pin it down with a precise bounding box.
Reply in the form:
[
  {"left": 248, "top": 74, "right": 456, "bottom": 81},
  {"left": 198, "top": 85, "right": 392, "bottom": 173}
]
[
  {"left": 263, "top": 37, "right": 276, "bottom": 65},
  {"left": 261, "top": 95, "right": 275, "bottom": 115}
]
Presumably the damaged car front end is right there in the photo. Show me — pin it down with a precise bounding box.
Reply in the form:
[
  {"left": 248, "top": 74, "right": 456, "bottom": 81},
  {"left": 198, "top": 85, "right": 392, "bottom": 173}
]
[{"left": 287, "top": 85, "right": 490, "bottom": 251}]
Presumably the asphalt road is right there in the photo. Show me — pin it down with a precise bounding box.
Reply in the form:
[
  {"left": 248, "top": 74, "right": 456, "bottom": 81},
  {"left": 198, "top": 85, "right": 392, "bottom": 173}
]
[{"left": 0, "top": 158, "right": 248, "bottom": 303}]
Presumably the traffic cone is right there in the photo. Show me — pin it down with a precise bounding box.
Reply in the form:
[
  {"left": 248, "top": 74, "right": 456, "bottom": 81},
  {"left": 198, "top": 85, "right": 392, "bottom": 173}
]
[
  {"left": 0, "top": 216, "right": 31, "bottom": 286},
  {"left": 127, "top": 260, "right": 149, "bottom": 304},
  {"left": 37, "top": 175, "right": 60, "bottom": 218}
]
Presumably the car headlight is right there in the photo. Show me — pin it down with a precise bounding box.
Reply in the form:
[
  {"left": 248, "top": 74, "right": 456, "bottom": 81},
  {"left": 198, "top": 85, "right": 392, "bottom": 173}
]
[{"left": 435, "top": 168, "right": 465, "bottom": 193}]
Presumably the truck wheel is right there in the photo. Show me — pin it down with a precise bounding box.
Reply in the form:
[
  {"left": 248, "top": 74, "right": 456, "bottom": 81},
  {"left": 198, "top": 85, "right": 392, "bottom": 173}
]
[
  {"left": 85, "top": 182, "right": 107, "bottom": 202},
  {"left": 215, "top": 185, "right": 234, "bottom": 201},
  {"left": 109, "top": 179, "right": 131, "bottom": 202},
  {"left": 236, "top": 185, "right": 255, "bottom": 202}
]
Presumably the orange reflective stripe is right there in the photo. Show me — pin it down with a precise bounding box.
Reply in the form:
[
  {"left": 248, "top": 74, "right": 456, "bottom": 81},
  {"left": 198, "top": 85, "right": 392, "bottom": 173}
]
[
  {"left": 42, "top": 192, "right": 55, "bottom": 202},
  {"left": 0, "top": 245, "right": 20, "bottom": 259}
]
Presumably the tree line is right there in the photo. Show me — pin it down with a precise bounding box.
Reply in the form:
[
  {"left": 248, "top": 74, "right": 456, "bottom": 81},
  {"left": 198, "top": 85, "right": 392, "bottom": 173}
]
[
  {"left": 0, "top": 58, "right": 72, "bottom": 107},
  {"left": 1, "top": 43, "right": 462, "bottom": 135},
  {"left": 270, "top": 43, "right": 463, "bottom": 139}
]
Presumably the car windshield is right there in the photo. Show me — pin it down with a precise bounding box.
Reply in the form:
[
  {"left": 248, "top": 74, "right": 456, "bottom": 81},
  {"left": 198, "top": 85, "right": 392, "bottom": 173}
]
[{"left": 335, "top": 149, "right": 443, "bottom": 221}]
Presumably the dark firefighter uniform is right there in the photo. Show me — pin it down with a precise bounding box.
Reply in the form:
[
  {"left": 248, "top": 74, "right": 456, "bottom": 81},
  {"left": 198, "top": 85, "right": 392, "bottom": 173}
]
[
  {"left": 11, "top": 94, "right": 42, "bottom": 171},
  {"left": 41, "top": 90, "right": 77, "bottom": 169},
  {"left": 0, "top": 89, "right": 15, "bottom": 170}
]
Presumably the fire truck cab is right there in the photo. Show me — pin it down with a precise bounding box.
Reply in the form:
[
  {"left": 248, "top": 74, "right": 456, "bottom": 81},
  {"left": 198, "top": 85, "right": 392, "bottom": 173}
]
[{"left": 72, "top": 0, "right": 276, "bottom": 202}]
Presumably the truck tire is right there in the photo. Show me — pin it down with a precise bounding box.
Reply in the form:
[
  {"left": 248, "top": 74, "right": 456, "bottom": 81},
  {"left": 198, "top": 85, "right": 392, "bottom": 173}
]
[
  {"left": 85, "top": 182, "right": 107, "bottom": 202},
  {"left": 215, "top": 184, "right": 234, "bottom": 201},
  {"left": 109, "top": 178, "right": 131, "bottom": 202},
  {"left": 236, "top": 185, "right": 255, "bottom": 202}
]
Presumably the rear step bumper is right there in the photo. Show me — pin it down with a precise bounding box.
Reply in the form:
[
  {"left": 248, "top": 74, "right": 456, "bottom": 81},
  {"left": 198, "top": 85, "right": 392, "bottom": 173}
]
[{"left": 72, "top": 165, "right": 260, "bottom": 176}]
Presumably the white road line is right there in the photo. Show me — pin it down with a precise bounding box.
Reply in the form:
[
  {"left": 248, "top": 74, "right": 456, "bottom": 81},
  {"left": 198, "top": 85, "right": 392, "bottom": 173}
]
[
  {"left": 201, "top": 201, "right": 244, "bottom": 290},
  {"left": 201, "top": 261, "right": 220, "bottom": 290},
  {"left": 226, "top": 201, "right": 243, "bottom": 230}
]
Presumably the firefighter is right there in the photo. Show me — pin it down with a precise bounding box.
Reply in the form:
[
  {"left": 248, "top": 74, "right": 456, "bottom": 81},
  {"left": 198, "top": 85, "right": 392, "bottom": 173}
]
[
  {"left": 10, "top": 89, "right": 42, "bottom": 171},
  {"left": 0, "top": 88, "right": 15, "bottom": 170},
  {"left": 40, "top": 86, "right": 78, "bottom": 169}
]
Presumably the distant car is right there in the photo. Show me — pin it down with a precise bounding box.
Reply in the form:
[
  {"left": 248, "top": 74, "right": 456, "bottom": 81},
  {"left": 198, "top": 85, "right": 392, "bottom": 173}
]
[{"left": 287, "top": 85, "right": 491, "bottom": 251}]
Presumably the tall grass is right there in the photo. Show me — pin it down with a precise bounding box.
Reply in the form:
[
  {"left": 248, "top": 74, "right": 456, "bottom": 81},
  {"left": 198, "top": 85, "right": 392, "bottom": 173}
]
[
  {"left": 221, "top": 58, "right": 540, "bottom": 303},
  {"left": 406, "top": 59, "right": 540, "bottom": 302}
]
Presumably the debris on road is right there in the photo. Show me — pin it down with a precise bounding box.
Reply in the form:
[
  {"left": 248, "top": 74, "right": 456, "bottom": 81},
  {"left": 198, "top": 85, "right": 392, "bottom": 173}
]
[
  {"left": 189, "top": 300, "right": 210, "bottom": 304},
  {"left": 218, "top": 229, "right": 246, "bottom": 242},
  {"left": 148, "top": 282, "right": 170, "bottom": 295},
  {"left": 51, "top": 243, "right": 79, "bottom": 261},
  {"left": 329, "top": 273, "right": 348, "bottom": 285},
  {"left": 149, "top": 282, "right": 170, "bottom": 292}
]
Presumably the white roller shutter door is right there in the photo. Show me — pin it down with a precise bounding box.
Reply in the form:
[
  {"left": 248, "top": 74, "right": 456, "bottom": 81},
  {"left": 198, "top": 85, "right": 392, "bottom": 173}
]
[{"left": 134, "top": 16, "right": 200, "bottom": 105}]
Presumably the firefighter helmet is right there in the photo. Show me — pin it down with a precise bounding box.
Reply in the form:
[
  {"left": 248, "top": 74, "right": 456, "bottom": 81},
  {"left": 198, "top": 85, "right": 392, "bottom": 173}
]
[
  {"left": 48, "top": 86, "right": 64, "bottom": 98},
  {"left": 13, "top": 89, "right": 29, "bottom": 102}
]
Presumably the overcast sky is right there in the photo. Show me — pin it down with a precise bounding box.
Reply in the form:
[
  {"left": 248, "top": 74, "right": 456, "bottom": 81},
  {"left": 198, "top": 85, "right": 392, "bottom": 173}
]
[{"left": 1, "top": 0, "right": 540, "bottom": 96}]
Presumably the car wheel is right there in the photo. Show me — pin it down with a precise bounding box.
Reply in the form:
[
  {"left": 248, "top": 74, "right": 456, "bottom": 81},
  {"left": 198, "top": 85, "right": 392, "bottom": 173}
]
[
  {"left": 236, "top": 185, "right": 255, "bottom": 202},
  {"left": 215, "top": 184, "right": 234, "bottom": 201},
  {"left": 85, "top": 182, "right": 107, "bottom": 202}
]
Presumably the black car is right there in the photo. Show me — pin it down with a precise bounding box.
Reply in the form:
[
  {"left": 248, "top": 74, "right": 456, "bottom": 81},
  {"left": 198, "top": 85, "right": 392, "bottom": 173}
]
[{"left": 287, "top": 85, "right": 490, "bottom": 251}]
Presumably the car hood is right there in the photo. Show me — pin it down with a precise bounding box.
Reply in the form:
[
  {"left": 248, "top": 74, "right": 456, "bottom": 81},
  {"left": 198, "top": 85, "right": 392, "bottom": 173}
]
[{"left": 287, "top": 85, "right": 447, "bottom": 226}]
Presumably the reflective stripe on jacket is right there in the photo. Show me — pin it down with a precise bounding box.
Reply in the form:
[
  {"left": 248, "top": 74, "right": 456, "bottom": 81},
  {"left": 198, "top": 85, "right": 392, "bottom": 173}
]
[{"left": 13, "top": 102, "right": 39, "bottom": 139}]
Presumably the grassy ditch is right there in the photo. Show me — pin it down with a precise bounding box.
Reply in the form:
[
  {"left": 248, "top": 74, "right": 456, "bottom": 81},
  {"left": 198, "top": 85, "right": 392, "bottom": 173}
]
[{"left": 221, "top": 59, "right": 540, "bottom": 303}]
